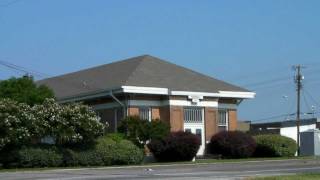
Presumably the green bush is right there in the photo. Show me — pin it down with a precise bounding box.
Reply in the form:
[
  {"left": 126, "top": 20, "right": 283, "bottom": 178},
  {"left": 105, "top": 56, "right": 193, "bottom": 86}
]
[
  {"left": 62, "top": 148, "right": 79, "bottom": 167},
  {"left": 118, "top": 116, "right": 170, "bottom": 146},
  {"left": 95, "top": 136, "right": 143, "bottom": 165},
  {"left": 95, "top": 136, "right": 116, "bottom": 165},
  {"left": 112, "top": 140, "right": 144, "bottom": 165},
  {"left": 254, "top": 134, "right": 297, "bottom": 157},
  {"left": 208, "top": 131, "right": 256, "bottom": 158},
  {"left": 62, "top": 149, "right": 103, "bottom": 167},
  {"left": 1, "top": 135, "right": 143, "bottom": 168},
  {"left": 74, "top": 150, "right": 104, "bottom": 167},
  {"left": 105, "top": 133, "right": 126, "bottom": 142},
  {"left": 11, "top": 146, "right": 63, "bottom": 168},
  {"left": 148, "top": 131, "right": 201, "bottom": 162}
]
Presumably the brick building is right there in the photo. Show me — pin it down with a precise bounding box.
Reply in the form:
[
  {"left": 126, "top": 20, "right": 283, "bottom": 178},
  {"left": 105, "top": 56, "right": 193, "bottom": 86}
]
[{"left": 39, "top": 55, "right": 255, "bottom": 155}]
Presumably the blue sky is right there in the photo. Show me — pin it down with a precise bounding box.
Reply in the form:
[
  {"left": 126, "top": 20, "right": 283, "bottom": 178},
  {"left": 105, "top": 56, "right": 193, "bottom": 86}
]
[{"left": 0, "top": 0, "right": 320, "bottom": 122}]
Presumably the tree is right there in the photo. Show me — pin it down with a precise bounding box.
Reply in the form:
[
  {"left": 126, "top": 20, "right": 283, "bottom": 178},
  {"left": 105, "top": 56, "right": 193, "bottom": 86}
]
[
  {"left": 118, "top": 116, "right": 170, "bottom": 146},
  {"left": 0, "top": 76, "right": 54, "bottom": 105}
]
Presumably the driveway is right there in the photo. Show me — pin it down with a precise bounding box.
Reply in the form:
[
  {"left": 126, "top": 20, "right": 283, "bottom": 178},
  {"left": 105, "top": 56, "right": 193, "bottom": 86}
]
[{"left": 1, "top": 159, "right": 320, "bottom": 180}]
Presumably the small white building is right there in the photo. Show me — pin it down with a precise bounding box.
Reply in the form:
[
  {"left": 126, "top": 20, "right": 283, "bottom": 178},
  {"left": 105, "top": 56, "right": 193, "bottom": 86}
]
[{"left": 251, "top": 118, "right": 320, "bottom": 142}]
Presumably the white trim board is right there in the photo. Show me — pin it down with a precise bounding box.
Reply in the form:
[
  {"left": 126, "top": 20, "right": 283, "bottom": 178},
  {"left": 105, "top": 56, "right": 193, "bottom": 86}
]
[
  {"left": 168, "top": 100, "right": 218, "bottom": 107},
  {"left": 171, "top": 90, "right": 255, "bottom": 99},
  {"left": 94, "top": 99, "right": 219, "bottom": 109},
  {"left": 121, "top": 86, "right": 168, "bottom": 95},
  {"left": 130, "top": 100, "right": 218, "bottom": 107},
  {"left": 121, "top": 86, "right": 255, "bottom": 99}
]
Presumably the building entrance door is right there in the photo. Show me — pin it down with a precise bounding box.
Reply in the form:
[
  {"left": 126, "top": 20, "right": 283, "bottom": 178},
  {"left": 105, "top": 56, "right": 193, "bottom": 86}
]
[{"left": 183, "top": 107, "right": 205, "bottom": 156}]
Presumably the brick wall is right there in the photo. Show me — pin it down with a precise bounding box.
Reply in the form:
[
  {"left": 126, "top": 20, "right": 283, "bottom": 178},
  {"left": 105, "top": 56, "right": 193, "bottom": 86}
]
[
  {"left": 170, "top": 106, "right": 184, "bottom": 132},
  {"left": 151, "top": 107, "right": 161, "bottom": 120},
  {"left": 159, "top": 106, "right": 170, "bottom": 124},
  {"left": 228, "top": 109, "right": 237, "bottom": 131},
  {"left": 205, "top": 107, "right": 218, "bottom": 142},
  {"left": 128, "top": 107, "right": 139, "bottom": 116}
]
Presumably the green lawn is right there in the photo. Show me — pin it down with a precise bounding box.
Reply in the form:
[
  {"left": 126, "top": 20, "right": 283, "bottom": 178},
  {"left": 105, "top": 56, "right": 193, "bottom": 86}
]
[{"left": 249, "top": 173, "right": 320, "bottom": 180}]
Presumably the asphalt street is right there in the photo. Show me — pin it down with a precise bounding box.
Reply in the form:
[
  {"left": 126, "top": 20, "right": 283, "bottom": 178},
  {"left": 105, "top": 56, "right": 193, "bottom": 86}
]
[{"left": 1, "top": 159, "right": 320, "bottom": 180}]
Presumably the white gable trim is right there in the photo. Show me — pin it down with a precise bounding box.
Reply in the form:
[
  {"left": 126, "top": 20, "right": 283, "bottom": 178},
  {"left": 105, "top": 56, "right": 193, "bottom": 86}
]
[
  {"left": 170, "top": 91, "right": 220, "bottom": 97},
  {"left": 60, "top": 86, "right": 255, "bottom": 103},
  {"left": 171, "top": 90, "right": 255, "bottom": 99},
  {"left": 168, "top": 100, "right": 218, "bottom": 107},
  {"left": 129, "top": 100, "right": 218, "bottom": 107},
  {"left": 219, "top": 91, "right": 256, "bottom": 98},
  {"left": 121, "top": 86, "right": 255, "bottom": 99},
  {"left": 121, "top": 86, "right": 169, "bottom": 95}
]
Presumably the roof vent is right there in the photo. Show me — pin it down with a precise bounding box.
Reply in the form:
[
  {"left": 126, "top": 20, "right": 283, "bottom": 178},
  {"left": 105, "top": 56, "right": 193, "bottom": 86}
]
[{"left": 82, "top": 81, "right": 88, "bottom": 87}]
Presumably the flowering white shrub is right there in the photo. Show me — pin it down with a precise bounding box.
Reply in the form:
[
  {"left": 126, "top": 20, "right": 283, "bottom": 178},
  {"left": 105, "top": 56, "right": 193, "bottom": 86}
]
[
  {"left": 0, "top": 99, "right": 36, "bottom": 150},
  {"left": 32, "top": 99, "right": 105, "bottom": 145},
  {"left": 0, "top": 98, "right": 104, "bottom": 150}
]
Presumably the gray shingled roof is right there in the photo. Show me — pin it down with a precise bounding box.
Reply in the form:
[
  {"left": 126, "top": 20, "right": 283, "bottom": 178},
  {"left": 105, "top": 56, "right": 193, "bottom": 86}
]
[{"left": 38, "top": 55, "right": 250, "bottom": 100}]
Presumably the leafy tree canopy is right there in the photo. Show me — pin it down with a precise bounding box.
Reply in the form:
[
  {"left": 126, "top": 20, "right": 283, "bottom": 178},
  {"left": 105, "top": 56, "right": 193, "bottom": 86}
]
[
  {"left": 118, "top": 116, "right": 170, "bottom": 147},
  {"left": 0, "top": 76, "right": 54, "bottom": 105}
]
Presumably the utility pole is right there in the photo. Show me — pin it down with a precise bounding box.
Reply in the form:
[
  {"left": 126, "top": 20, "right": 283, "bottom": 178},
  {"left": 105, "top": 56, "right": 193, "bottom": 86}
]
[{"left": 293, "top": 65, "right": 304, "bottom": 156}]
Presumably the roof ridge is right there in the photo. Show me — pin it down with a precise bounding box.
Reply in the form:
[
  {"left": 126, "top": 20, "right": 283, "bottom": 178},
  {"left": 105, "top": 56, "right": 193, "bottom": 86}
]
[
  {"left": 136, "top": 56, "right": 249, "bottom": 92},
  {"left": 123, "top": 56, "right": 148, "bottom": 85}
]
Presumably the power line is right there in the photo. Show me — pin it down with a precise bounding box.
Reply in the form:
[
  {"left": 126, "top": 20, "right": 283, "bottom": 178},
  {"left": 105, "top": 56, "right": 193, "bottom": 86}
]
[
  {"left": 302, "top": 90, "right": 313, "bottom": 115},
  {"left": 304, "top": 88, "right": 320, "bottom": 108},
  {"left": 0, "top": 0, "right": 23, "bottom": 7},
  {"left": 0, "top": 60, "right": 49, "bottom": 78},
  {"left": 0, "top": 60, "right": 31, "bottom": 75},
  {"left": 0, "top": 59, "right": 108, "bottom": 93},
  {"left": 232, "top": 64, "right": 320, "bottom": 90},
  {"left": 231, "top": 66, "right": 291, "bottom": 83},
  {"left": 242, "top": 76, "right": 292, "bottom": 88},
  {"left": 251, "top": 113, "right": 296, "bottom": 122}
]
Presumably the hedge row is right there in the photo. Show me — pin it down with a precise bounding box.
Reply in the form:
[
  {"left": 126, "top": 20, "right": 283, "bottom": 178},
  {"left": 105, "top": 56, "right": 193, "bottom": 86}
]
[
  {"left": 1, "top": 134, "right": 143, "bottom": 168},
  {"left": 208, "top": 131, "right": 256, "bottom": 158},
  {"left": 207, "top": 131, "right": 297, "bottom": 158},
  {"left": 254, "top": 134, "right": 297, "bottom": 157},
  {"left": 147, "top": 131, "right": 297, "bottom": 161}
]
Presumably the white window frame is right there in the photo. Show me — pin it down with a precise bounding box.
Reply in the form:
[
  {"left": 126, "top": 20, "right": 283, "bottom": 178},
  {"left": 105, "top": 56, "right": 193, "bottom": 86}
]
[
  {"left": 183, "top": 107, "right": 203, "bottom": 123},
  {"left": 218, "top": 109, "right": 229, "bottom": 130},
  {"left": 139, "top": 107, "right": 152, "bottom": 121}
]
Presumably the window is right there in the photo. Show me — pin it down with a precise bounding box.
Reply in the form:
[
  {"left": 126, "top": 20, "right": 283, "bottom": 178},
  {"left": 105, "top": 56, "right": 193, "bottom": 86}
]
[
  {"left": 184, "top": 107, "right": 203, "bottom": 123},
  {"left": 218, "top": 110, "right": 228, "bottom": 131},
  {"left": 139, "top": 107, "right": 151, "bottom": 121}
]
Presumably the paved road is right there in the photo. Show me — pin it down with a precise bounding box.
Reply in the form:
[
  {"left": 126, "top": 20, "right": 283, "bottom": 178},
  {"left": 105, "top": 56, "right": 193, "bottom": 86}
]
[{"left": 1, "top": 159, "right": 320, "bottom": 180}]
